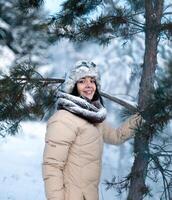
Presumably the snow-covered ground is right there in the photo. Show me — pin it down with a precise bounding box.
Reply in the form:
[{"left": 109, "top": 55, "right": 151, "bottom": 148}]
[{"left": 0, "top": 122, "right": 46, "bottom": 200}]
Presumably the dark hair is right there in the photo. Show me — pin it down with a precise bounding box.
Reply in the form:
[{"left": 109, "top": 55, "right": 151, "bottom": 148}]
[{"left": 71, "top": 83, "right": 104, "bottom": 106}]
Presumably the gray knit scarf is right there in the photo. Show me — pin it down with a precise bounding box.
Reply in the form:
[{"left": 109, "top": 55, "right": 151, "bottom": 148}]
[{"left": 57, "top": 92, "right": 107, "bottom": 123}]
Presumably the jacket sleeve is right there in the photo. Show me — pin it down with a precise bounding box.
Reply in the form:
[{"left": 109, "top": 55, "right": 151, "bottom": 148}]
[
  {"left": 102, "top": 114, "right": 141, "bottom": 145},
  {"left": 42, "top": 119, "right": 76, "bottom": 200}
]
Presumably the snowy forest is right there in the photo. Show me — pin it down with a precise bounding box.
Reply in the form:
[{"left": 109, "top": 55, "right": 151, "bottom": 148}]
[{"left": 0, "top": 0, "right": 172, "bottom": 200}]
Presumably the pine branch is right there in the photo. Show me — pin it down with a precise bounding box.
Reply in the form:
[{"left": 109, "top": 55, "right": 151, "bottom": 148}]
[
  {"left": 0, "top": 77, "right": 137, "bottom": 112},
  {"left": 104, "top": 175, "right": 130, "bottom": 195},
  {"left": 60, "top": 0, "right": 102, "bottom": 24},
  {"left": 160, "top": 22, "right": 172, "bottom": 35},
  {"left": 47, "top": 2, "right": 145, "bottom": 45},
  {"left": 18, "top": 0, "right": 44, "bottom": 10},
  {"left": 163, "top": 12, "right": 172, "bottom": 16},
  {"left": 149, "top": 151, "right": 172, "bottom": 199}
]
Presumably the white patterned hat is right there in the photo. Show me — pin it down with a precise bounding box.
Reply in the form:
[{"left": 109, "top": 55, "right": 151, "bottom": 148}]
[{"left": 62, "top": 60, "right": 101, "bottom": 94}]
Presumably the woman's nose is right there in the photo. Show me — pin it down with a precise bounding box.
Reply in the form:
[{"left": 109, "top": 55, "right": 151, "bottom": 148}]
[{"left": 85, "top": 80, "right": 91, "bottom": 87}]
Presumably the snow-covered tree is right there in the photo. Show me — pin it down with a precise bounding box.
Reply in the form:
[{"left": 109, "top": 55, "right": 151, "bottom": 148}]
[{"left": 0, "top": 0, "right": 51, "bottom": 65}]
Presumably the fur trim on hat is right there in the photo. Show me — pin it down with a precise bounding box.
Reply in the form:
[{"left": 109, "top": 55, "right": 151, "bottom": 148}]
[{"left": 62, "top": 60, "right": 101, "bottom": 94}]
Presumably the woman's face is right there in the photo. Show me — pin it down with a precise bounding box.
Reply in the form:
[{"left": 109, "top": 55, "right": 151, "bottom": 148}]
[{"left": 76, "top": 76, "right": 96, "bottom": 100}]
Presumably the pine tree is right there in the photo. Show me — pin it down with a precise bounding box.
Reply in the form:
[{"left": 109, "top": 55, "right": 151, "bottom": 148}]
[
  {"left": 0, "top": 0, "right": 51, "bottom": 64},
  {"left": 0, "top": 0, "right": 54, "bottom": 135},
  {"left": 1, "top": 0, "right": 172, "bottom": 199}
]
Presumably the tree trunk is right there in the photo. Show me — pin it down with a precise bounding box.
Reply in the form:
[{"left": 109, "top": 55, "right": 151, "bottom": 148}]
[{"left": 127, "top": 1, "right": 164, "bottom": 200}]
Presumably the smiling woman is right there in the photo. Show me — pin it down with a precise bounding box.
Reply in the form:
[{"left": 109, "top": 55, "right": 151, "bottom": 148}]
[
  {"left": 76, "top": 76, "right": 96, "bottom": 100},
  {"left": 42, "top": 60, "right": 141, "bottom": 200}
]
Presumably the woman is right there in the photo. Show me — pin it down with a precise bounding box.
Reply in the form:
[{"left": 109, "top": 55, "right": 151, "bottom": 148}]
[{"left": 42, "top": 60, "right": 140, "bottom": 200}]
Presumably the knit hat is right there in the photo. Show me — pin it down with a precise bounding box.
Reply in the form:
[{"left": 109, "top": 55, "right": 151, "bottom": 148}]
[{"left": 62, "top": 60, "right": 101, "bottom": 94}]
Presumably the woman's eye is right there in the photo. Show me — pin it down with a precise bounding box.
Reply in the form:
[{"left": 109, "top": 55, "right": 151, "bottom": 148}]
[
  {"left": 90, "top": 79, "right": 96, "bottom": 83},
  {"left": 78, "top": 80, "right": 85, "bottom": 84}
]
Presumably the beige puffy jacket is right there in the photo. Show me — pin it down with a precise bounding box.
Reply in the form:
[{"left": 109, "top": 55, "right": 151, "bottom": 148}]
[{"left": 42, "top": 109, "right": 140, "bottom": 200}]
